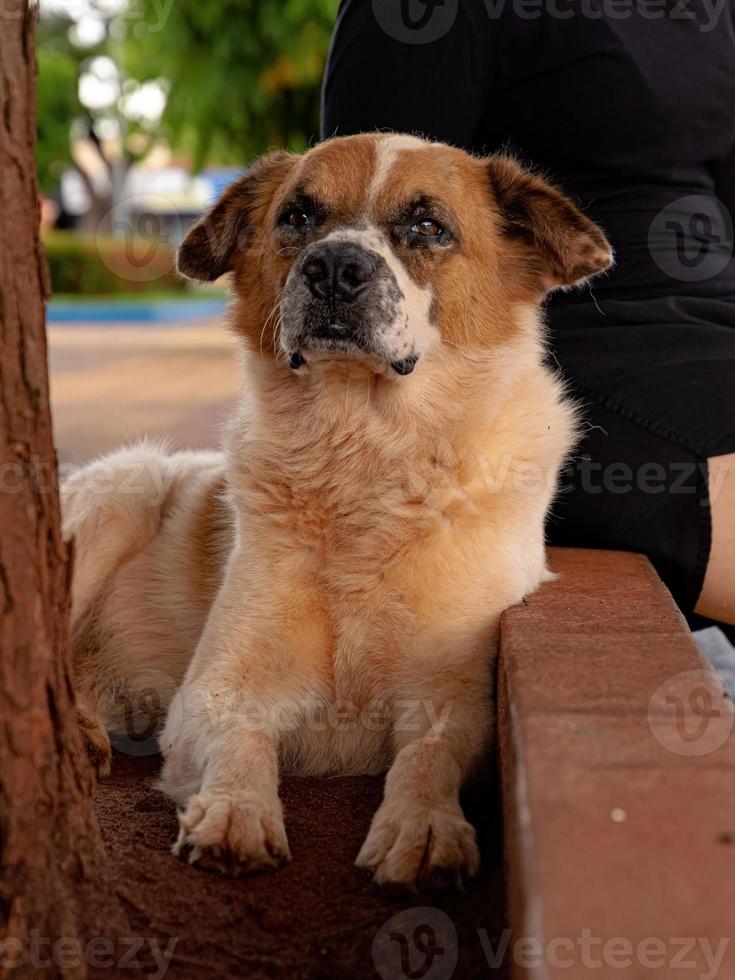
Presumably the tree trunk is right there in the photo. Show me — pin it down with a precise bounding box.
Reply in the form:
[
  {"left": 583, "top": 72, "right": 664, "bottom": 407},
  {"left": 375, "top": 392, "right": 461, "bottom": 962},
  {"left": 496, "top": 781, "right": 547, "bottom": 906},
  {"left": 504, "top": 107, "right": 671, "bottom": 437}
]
[{"left": 0, "top": 6, "right": 127, "bottom": 977}]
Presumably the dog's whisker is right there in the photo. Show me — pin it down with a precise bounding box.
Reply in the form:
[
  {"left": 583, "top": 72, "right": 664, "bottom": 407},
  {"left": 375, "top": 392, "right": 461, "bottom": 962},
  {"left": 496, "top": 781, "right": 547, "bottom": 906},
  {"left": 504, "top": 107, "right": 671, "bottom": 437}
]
[
  {"left": 272, "top": 313, "right": 283, "bottom": 357},
  {"left": 441, "top": 338, "right": 474, "bottom": 353},
  {"left": 259, "top": 294, "right": 283, "bottom": 361},
  {"left": 274, "top": 245, "right": 299, "bottom": 259},
  {"left": 343, "top": 373, "right": 351, "bottom": 419}
]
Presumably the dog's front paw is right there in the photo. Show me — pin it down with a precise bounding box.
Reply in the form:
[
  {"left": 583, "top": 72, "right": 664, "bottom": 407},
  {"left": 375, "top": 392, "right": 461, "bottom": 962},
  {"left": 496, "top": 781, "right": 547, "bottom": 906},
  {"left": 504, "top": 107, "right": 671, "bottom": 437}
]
[
  {"left": 173, "top": 791, "right": 291, "bottom": 875},
  {"left": 356, "top": 799, "right": 479, "bottom": 892}
]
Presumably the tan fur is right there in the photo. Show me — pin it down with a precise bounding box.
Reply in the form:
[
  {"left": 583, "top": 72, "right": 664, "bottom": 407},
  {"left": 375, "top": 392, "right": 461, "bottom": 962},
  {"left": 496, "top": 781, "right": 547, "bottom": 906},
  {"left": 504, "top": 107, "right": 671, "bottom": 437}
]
[{"left": 63, "top": 134, "right": 611, "bottom": 889}]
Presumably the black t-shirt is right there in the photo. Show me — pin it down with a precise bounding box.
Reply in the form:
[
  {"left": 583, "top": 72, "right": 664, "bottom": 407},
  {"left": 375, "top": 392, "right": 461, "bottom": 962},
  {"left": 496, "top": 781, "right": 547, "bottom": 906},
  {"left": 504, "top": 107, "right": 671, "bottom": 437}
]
[
  {"left": 322, "top": 0, "right": 735, "bottom": 299},
  {"left": 322, "top": 0, "right": 735, "bottom": 459}
]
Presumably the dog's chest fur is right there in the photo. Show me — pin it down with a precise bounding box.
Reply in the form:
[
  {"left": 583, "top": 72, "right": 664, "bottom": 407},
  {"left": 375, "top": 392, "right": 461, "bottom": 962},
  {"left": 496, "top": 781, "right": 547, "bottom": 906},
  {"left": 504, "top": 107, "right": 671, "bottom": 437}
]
[{"left": 209, "top": 376, "right": 541, "bottom": 777}]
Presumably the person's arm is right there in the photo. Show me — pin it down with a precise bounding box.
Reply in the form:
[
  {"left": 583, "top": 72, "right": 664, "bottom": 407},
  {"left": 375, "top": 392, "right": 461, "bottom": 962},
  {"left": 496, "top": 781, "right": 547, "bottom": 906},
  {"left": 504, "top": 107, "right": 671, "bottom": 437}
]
[{"left": 321, "top": 0, "right": 496, "bottom": 151}]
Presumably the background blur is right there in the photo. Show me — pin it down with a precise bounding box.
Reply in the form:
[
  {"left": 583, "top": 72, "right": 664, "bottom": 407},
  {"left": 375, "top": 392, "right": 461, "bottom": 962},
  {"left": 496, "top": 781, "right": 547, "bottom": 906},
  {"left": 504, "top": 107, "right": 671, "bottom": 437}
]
[{"left": 38, "top": 0, "right": 338, "bottom": 463}]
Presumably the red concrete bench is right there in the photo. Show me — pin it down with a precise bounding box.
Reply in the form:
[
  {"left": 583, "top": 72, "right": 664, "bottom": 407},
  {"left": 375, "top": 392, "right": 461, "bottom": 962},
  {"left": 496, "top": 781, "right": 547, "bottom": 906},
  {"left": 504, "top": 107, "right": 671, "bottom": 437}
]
[{"left": 499, "top": 548, "right": 735, "bottom": 979}]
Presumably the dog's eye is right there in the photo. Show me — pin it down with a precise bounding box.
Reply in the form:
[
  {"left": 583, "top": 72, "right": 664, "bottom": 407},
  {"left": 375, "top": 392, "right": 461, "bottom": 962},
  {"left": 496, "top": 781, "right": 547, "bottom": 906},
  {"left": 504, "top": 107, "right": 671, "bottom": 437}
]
[
  {"left": 284, "top": 209, "right": 311, "bottom": 229},
  {"left": 411, "top": 218, "right": 443, "bottom": 238}
]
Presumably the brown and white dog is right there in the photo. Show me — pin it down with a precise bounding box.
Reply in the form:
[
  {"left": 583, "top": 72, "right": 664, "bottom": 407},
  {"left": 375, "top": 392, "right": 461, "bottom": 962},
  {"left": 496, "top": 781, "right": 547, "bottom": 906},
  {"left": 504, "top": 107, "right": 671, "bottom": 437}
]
[{"left": 63, "top": 133, "right": 611, "bottom": 890}]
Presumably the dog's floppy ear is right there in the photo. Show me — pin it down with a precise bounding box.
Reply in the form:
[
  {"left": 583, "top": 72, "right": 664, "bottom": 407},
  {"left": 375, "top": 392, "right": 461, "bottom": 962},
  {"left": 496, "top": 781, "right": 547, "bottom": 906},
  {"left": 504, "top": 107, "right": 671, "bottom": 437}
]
[
  {"left": 177, "top": 150, "right": 296, "bottom": 281},
  {"left": 487, "top": 155, "right": 613, "bottom": 294}
]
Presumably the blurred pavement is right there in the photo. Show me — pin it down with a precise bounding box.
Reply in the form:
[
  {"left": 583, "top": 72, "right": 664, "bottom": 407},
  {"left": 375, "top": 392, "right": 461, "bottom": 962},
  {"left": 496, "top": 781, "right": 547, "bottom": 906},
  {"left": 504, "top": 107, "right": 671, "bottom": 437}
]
[{"left": 48, "top": 320, "right": 240, "bottom": 464}]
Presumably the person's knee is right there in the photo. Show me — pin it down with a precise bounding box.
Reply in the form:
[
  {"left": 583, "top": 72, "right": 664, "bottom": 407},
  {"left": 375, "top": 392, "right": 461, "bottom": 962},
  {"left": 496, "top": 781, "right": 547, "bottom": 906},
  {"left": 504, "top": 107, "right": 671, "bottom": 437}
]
[{"left": 695, "top": 454, "right": 735, "bottom": 625}]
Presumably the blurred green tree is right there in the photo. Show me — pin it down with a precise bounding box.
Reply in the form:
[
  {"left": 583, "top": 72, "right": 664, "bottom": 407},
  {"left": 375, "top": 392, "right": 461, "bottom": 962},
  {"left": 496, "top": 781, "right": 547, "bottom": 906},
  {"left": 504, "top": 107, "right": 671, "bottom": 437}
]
[
  {"left": 125, "top": 0, "right": 339, "bottom": 167},
  {"left": 36, "top": 44, "right": 82, "bottom": 194},
  {"left": 35, "top": 0, "right": 338, "bottom": 204},
  {"left": 36, "top": 14, "right": 166, "bottom": 228}
]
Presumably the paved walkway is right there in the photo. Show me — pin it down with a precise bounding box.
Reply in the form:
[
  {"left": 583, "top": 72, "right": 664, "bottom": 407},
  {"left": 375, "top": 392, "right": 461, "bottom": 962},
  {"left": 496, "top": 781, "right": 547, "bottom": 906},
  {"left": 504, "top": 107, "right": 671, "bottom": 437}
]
[{"left": 48, "top": 320, "right": 240, "bottom": 464}]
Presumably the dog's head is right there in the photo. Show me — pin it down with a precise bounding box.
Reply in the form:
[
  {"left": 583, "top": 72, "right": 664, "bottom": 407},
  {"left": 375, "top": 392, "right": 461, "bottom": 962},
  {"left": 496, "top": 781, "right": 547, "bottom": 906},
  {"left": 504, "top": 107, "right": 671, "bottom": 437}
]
[{"left": 178, "top": 134, "right": 612, "bottom": 377}]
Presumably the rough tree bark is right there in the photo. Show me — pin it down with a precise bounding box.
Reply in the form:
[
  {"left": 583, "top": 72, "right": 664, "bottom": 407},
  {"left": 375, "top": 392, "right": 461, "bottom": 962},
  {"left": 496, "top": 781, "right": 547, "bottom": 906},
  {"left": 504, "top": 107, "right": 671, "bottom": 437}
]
[{"left": 0, "top": 5, "right": 127, "bottom": 977}]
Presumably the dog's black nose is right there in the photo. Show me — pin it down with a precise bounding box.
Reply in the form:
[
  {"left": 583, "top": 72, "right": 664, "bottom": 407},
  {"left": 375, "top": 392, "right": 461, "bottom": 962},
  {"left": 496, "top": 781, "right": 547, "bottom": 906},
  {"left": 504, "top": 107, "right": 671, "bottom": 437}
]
[{"left": 302, "top": 243, "right": 376, "bottom": 304}]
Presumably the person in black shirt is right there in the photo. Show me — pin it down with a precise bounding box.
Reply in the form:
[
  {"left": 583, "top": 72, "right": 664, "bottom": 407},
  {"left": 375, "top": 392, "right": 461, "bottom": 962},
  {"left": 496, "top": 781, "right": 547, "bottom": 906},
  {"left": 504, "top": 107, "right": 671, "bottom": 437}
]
[{"left": 321, "top": 0, "right": 735, "bottom": 629}]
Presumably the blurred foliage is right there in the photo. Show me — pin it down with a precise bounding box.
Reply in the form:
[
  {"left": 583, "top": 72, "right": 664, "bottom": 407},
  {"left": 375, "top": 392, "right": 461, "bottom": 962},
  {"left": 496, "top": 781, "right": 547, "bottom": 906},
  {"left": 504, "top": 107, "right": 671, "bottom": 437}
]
[
  {"left": 36, "top": 15, "right": 154, "bottom": 198},
  {"left": 35, "top": 1, "right": 339, "bottom": 195},
  {"left": 36, "top": 49, "right": 82, "bottom": 193},
  {"left": 36, "top": 21, "right": 89, "bottom": 193},
  {"left": 44, "top": 231, "right": 186, "bottom": 295},
  {"left": 124, "top": 0, "right": 339, "bottom": 167}
]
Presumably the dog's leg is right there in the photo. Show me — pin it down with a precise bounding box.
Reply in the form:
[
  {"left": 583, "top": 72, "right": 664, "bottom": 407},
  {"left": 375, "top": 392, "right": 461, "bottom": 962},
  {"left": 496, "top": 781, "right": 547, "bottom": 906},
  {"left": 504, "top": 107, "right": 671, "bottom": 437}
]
[
  {"left": 168, "top": 713, "right": 290, "bottom": 876},
  {"left": 159, "top": 557, "right": 326, "bottom": 875},
  {"left": 356, "top": 650, "right": 493, "bottom": 891}
]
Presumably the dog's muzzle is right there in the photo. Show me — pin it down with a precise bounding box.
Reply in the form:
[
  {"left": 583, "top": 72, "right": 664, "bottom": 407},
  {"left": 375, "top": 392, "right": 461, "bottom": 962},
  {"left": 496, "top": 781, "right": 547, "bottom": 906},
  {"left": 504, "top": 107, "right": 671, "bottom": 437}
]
[{"left": 279, "top": 240, "right": 418, "bottom": 376}]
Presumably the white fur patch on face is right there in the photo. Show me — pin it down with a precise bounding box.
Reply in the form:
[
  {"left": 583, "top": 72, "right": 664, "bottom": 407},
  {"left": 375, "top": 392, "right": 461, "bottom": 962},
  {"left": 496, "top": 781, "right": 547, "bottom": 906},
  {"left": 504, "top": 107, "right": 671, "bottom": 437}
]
[
  {"left": 318, "top": 226, "right": 438, "bottom": 370},
  {"left": 368, "top": 134, "right": 427, "bottom": 203}
]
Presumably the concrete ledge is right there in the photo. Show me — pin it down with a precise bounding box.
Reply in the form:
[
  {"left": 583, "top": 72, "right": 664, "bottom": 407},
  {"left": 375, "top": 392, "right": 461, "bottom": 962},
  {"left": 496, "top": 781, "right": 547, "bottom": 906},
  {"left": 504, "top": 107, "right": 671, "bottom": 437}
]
[{"left": 498, "top": 548, "right": 735, "bottom": 979}]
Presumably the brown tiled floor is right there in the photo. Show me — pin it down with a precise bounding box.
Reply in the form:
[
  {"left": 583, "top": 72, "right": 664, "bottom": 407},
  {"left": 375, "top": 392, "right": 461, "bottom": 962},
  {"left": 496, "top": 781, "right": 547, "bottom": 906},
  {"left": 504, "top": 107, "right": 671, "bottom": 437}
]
[{"left": 48, "top": 321, "right": 239, "bottom": 464}]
